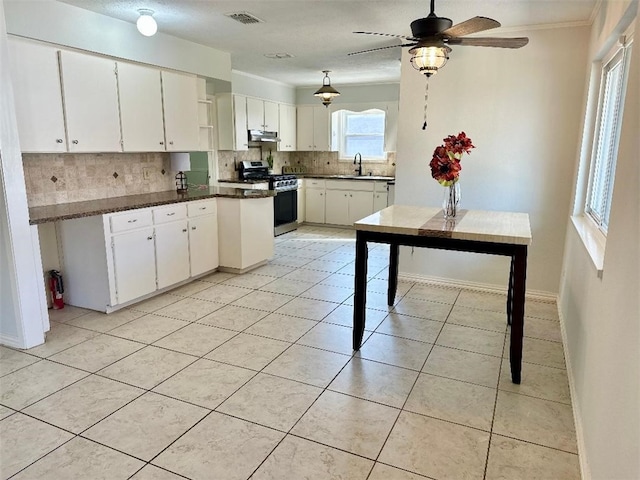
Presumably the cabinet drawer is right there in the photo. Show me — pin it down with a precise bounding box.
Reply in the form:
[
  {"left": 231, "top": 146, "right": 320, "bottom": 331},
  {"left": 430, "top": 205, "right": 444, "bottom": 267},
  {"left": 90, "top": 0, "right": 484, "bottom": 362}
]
[
  {"left": 152, "top": 204, "right": 187, "bottom": 224},
  {"left": 109, "top": 209, "right": 153, "bottom": 233},
  {"left": 326, "top": 180, "right": 374, "bottom": 192},
  {"left": 306, "top": 179, "right": 325, "bottom": 189},
  {"left": 374, "top": 182, "right": 390, "bottom": 193},
  {"left": 188, "top": 199, "right": 217, "bottom": 217}
]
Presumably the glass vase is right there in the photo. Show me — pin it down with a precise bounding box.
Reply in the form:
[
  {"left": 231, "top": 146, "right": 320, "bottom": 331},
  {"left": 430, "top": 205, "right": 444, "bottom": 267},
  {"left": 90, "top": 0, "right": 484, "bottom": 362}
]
[{"left": 443, "top": 182, "right": 461, "bottom": 218}]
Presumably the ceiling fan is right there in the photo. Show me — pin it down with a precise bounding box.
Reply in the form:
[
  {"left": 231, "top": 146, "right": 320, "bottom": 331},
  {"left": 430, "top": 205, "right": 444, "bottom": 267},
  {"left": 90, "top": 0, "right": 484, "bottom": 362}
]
[{"left": 350, "top": 0, "right": 529, "bottom": 77}]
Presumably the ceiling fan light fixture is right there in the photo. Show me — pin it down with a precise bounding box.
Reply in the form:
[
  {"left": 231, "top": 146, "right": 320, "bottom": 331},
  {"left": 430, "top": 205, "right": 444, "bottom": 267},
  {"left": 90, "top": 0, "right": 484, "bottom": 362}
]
[
  {"left": 136, "top": 9, "right": 157, "bottom": 36},
  {"left": 314, "top": 70, "right": 340, "bottom": 107},
  {"left": 409, "top": 45, "right": 451, "bottom": 76}
]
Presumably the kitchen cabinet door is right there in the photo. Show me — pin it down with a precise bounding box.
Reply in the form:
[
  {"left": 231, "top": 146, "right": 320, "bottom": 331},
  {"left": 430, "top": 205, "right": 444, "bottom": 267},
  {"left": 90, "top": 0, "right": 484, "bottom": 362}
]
[
  {"left": 263, "top": 101, "right": 279, "bottom": 131},
  {"left": 296, "top": 106, "right": 315, "bottom": 150},
  {"left": 117, "top": 62, "right": 165, "bottom": 152},
  {"left": 233, "top": 95, "right": 249, "bottom": 151},
  {"left": 189, "top": 214, "right": 219, "bottom": 277},
  {"left": 313, "top": 106, "right": 330, "bottom": 151},
  {"left": 278, "top": 104, "right": 296, "bottom": 151},
  {"left": 8, "top": 38, "right": 67, "bottom": 152},
  {"left": 297, "top": 106, "right": 330, "bottom": 151},
  {"left": 111, "top": 228, "right": 157, "bottom": 304},
  {"left": 305, "top": 188, "right": 326, "bottom": 223},
  {"left": 297, "top": 181, "right": 305, "bottom": 223},
  {"left": 246, "top": 97, "right": 264, "bottom": 131},
  {"left": 161, "top": 71, "right": 199, "bottom": 151},
  {"left": 59, "top": 50, "right": 121, "bottom": 152},
  {"left": 349, "top": 191, "right": 374, "bottom": 224},
  {"left": 325, "top": 190, "right": 351, "bottom": 226},
  {"left": 155, "top": 220, "right": 190, "bottom": 289},
  {"left": 373, "top": 191, "right": 388, "bottom": 213}
]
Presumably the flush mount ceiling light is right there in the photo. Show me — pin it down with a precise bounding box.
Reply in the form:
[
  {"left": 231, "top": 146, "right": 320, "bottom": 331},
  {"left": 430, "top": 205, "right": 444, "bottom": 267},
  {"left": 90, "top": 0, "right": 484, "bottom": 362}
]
[
  {"left": 136, "top": 9, "right": 157, "bottom": 37},
  {"left": 314, "top": 70, "right": 340, "bottom": 107}
]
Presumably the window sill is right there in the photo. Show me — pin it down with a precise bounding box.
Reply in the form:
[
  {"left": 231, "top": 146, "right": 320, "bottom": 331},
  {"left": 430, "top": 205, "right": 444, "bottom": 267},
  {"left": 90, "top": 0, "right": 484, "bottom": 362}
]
[{"left": 570, "top": 215, "right": 605, "bottom": 277}]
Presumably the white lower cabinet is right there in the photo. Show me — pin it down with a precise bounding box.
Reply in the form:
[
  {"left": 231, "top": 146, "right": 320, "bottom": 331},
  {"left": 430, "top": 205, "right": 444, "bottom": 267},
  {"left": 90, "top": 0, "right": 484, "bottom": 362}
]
[
  {"left": 349, "top": 191, "right": 375, "bottom": 224},
  {"left": 305, "top": 188, "right": 326, "bottom": 223},
  {"left": 297, "top": 180, "right": 305, "bottom": 224},
  {"left": 111, "top": 228, "right": 157, "bottom": 304},
  {"left": 325, "top": 190, "right": 350, "bottom": 225},
  {"left": 373, "top": 191, "right": 388, "bottom": 212},
  {"left": 58, "top": 199, "right": 219, "bottom": 312},
  {"left": 188, "top": 200, "right": 219, "bottom": 277},
  {"left": 155, "top": 220, "right": 190, "bottom": 289}
]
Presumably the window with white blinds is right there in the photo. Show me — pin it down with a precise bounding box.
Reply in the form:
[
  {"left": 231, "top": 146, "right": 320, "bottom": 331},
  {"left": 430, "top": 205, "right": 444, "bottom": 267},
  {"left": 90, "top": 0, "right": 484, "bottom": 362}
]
[{"left": 585, "top": 43, "right": 632, "bottom": 233}]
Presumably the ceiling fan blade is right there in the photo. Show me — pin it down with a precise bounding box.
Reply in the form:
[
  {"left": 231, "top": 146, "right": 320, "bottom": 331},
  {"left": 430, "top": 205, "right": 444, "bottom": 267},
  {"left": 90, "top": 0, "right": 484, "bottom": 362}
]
[
  {"left": 353, "top": 31, "right": 416, "bottom": 41},
  {"left": 442, "top": 17, "right": 500, "bottom": 37},
  {"left": 348, "top": 43, "right": 418, "bottom": 55},
  {"left": 447, "top": 36, "right": 529, "bottom": 48}
]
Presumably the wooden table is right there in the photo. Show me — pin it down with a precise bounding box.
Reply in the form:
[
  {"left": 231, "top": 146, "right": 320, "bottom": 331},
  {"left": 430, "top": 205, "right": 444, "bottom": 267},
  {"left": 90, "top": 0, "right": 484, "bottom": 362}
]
[{"left": 352, "top": 205, "right": 532, "bottom": 384}]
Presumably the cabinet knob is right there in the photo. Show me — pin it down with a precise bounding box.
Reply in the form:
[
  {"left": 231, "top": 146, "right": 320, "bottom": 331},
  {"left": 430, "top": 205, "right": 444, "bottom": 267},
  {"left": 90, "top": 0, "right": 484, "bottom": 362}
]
[
  {"left": 182, "top": 229, "right": 187, "bottom": 233},
  {"left": 192, "top": 226, "right": 197, "bottom": 230},
  {"left": 72, "top": 140, "right": 79, "bottom": 144},
  {"left": 159, "top": 141, "right": 164, "bottom": 145},
  {"left": 166, "top": 212, "right": 175, "bottom": 216},
  {"left": 169, "top": 141, "right": 174, "bottom": 145},
  {"left": 56, "top": 138, "right": 63, "bottom": 144},
  {"left": 127, "top": 219, "right": 137, "bottom": 223},
  {"left": 147, "top": 236, "right": 153, "bottom": 240}
]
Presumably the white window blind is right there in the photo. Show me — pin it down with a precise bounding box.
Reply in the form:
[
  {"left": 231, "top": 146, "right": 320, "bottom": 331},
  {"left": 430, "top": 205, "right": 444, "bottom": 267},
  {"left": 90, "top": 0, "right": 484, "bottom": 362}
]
[
  {"left": 586, "top": 44, "right": 631, "bottom": 232},
  {"left": 334, "top": 109, "right": 386, "bottom": 160}
]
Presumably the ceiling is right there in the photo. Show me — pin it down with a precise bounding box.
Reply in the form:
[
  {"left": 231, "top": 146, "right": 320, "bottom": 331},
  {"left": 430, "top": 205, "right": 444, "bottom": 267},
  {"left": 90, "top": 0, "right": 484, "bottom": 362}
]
[{"left": 58, "top": 0, "right": 599, "bottom": 87}]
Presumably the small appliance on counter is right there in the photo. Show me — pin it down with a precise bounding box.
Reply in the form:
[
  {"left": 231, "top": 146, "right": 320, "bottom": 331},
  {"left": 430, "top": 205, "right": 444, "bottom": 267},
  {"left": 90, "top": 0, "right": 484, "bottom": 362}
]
[{"left": 239, "top": 161, "right": 299, "bottom": 236}]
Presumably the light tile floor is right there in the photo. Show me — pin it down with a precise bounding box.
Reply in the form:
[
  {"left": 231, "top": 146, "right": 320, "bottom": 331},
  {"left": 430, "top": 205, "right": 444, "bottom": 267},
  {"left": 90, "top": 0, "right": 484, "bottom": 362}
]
[{"left": 0, "top": 225, "right": 581, "bottom": 480}]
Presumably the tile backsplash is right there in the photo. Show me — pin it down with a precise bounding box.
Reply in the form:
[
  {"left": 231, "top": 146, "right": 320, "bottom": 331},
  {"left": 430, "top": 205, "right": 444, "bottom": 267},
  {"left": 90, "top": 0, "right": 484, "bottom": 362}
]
[
  {"left": 217, "top": 149, "right": 396, "bottom": 180},
  {"left": 23, "top": 153, "right": 174, "bottom": 207}
]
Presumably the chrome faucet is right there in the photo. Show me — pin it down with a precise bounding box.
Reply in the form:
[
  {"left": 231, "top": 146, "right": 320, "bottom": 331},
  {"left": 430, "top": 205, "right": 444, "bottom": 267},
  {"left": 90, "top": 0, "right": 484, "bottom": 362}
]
[{"left": 354, "top": 153, "right": 363, "bottom": 176}]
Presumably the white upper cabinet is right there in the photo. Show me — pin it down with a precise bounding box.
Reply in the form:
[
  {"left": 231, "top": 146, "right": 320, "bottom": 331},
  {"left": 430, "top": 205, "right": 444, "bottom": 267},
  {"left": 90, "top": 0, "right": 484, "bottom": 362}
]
[
  {"left": 59, "top": 50, "right": 122, "bottom": 152},
  {"left": 297, "top": 105, "right": 330, "bottom": 151},
  {"left": 247, "top": 98, "right": 279, "bottom": 132},
  {"left": 117, "top": 62, "right": 165, "bottom": 152},
  {"left": 161, "top": 71, "right": 199, "bottom": 151},
  {"left": 233, "top": 95, "right": 249, "bottom": 151},
  {"left": 8, "top": 38, "right": 67, "bottom": 153},
  {"left": 263, "top": 101, "right": 279, "bottom": 131},
  {"left": 246, "top": 97, "right": 264, "bottom": 130},
  {"left": 278, "top": 104, "right": 296, "bottom": 151}
]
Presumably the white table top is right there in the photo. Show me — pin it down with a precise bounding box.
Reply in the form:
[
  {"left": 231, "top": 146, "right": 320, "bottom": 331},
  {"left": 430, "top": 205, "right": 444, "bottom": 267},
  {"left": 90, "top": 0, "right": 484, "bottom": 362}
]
[{"left": 355, "top": 205, "right": 532, "bottom": 246}]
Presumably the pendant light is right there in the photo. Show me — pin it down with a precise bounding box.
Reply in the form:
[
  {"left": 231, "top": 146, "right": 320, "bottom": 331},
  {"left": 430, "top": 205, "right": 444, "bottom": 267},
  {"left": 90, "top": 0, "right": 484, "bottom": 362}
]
[
  {"left": 314, "top": 70, "right": 340, "bottom": 107},
  {"left": 136, "top": 9, "right": 158, "bottom": 37}
]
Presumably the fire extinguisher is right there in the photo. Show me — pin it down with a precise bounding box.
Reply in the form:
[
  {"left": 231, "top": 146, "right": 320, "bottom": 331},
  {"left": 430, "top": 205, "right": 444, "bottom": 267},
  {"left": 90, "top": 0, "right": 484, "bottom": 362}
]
[{"left": 49, "top": 270, "right": 64, "bottom": 310}]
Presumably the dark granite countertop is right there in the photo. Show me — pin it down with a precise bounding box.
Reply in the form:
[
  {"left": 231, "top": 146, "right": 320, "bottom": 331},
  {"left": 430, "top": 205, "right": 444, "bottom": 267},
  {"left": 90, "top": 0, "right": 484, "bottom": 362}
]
[
  {"left": 299, "top": 174, "right": 395, "bottom": 181},
  {"left": 29, "top": 187, "right": 275, "bottom": 225}
]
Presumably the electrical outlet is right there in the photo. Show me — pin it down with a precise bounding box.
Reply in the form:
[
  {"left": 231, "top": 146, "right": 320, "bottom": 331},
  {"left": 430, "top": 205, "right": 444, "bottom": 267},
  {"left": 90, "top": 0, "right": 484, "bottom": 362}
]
[{"left": 142, "top": 167, "right": 152, "bottom": 180}]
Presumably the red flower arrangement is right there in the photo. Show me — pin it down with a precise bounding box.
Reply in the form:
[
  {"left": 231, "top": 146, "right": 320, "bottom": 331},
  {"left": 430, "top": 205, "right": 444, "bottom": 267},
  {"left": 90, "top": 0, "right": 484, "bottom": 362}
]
[{"left": 430, "top": 132, "right": 475, "bottom": 186}]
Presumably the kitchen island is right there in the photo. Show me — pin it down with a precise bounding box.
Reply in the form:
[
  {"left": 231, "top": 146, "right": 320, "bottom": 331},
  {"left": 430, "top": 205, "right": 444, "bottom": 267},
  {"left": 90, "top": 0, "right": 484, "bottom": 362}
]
[{"left": 29, "top": 187, "right": 275, "bottom": 313}]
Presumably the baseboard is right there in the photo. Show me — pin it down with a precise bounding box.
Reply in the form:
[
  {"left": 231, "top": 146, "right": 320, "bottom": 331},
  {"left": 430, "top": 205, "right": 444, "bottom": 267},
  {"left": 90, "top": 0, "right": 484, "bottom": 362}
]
[
  {"left": 0, "top": 333, "right": 23, "bottom": 349},
  {"left": 397, "top": 272, "right": 557, "bottom": 302},
  {"left": 557, "top": 307, "right": 591, "bottom": 480}
]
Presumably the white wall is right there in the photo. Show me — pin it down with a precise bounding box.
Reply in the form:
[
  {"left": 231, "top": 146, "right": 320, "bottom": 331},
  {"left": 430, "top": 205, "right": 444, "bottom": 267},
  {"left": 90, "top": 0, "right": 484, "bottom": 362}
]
[
  {"left": 4, "top": 0, "right": 231, "bottom": 81},
  {"left": 0, "top": 0, "right": 47, "bottom": 348},
  {"left": 559, "top": 1, "right": 639, "bottom": 478},
  {"left": 232, "top": 70, "right": 296, "bottom": 104},
  {"left": 394, "top": 25, "right": 590, "bottom": 294}
]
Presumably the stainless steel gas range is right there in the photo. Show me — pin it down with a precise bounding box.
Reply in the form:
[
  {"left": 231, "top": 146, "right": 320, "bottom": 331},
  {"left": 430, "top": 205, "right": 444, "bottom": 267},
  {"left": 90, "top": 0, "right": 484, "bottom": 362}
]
[{"left": 239, "top": 161, "right": 298, "bottom": 236}]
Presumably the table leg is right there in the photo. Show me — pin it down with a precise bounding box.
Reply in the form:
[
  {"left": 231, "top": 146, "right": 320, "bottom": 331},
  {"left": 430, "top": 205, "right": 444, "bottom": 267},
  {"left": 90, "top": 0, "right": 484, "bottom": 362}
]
[
  {"left": 353, "top": 231, "right": 368, "bottom": 351},
  {"left": 509, "top": 246, "right": 527, "bottom": 384},
  {"left": 507, "top": 256, "right": 515, "bottom": 326},
  {"left": 387, "top": 244, "right": 399, "bottom": 306}
]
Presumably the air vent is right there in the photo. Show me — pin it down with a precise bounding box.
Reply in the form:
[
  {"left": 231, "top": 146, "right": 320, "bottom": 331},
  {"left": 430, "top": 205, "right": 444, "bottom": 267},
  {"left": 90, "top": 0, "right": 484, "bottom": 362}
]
[
  {"left": 264, "top": 53, "right": 295, "bottom": 59},
  {"left": 225, "top": 12, "right": 264, "bottom": 24}
]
